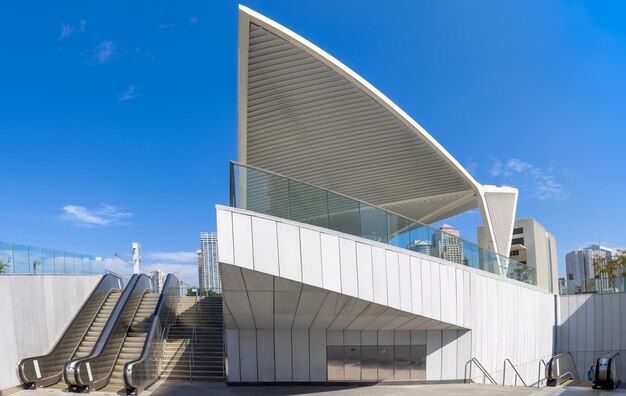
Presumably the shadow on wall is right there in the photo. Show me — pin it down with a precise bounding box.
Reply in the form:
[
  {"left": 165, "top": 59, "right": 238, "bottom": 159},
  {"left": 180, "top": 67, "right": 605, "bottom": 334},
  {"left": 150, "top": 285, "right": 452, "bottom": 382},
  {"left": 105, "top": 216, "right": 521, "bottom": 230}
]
[{"left": 557, "top": 293, "right": 626, "bottom": 381}]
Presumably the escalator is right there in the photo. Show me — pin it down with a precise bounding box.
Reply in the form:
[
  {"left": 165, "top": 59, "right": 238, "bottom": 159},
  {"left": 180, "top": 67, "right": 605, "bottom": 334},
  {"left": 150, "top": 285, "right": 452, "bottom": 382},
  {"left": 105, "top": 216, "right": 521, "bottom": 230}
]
[
  {"left": 17, "top": 274, "right": 124, "bottom": 389},
  {"left": 64, "top": 274, "right": 156, "bottom": 392},
  {"left": 101, "top": 293, "right": 159, "bottom": 392},
  {"left": 124, "top": 274, "right": 180, "bottom": 394}
]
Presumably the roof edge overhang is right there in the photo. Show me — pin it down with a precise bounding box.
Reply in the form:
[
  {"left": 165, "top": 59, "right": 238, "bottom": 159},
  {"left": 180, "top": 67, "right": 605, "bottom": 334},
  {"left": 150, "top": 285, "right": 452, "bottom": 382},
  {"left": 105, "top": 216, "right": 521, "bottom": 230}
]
[{"left": 238, "top": 4, "right": 481, "bottom": 194}]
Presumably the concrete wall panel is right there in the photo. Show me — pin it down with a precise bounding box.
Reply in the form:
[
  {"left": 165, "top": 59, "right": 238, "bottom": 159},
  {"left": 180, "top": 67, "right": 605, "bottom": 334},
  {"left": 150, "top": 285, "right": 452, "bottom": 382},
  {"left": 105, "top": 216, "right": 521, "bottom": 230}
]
[
  {"left": 252, "top": 217, "right": 279, "bottom": 276},
  {"left": 239, "top": 329, "right": 258, "bottom": 381},
  {"left": 320, "top": 234, "right": 341, "bottom": 293},
  {"left": 225, "top": 329, "right": 241, "bottom": 382},
  {"left": 217, "top": 209, "right": 234, "bottom": 265},
  {"left": 257, "top": 329, "right": 275, "bottom": 381},
  {"left": 274, "top": 330, "right": 292, "bottom": 381},
  {"left": 339, "top": 239, "right": 358, "bottom": 298},
  {"left": 385, "top": 251, "right": 400, "bottom": 309},
  {"left": 356, "top": 243, "right": 374, "bottom": 301},
  {"left": 277, "top": 223, "right": 302, "bottom": 282},
  {"left": 371, "top": 247, "right": 387, "bottom": 305},
  {"left": 292, "top": 330, "right": 310, "bottom": 381},
  {"left": 232, "top": 213, "right": 254, "bottom": 269},
  {"left": 300, "top": 229, "right": 323, "bottom": 288},
  {"left": 310, "top": 330, "right": 327, "bottom": 381}
]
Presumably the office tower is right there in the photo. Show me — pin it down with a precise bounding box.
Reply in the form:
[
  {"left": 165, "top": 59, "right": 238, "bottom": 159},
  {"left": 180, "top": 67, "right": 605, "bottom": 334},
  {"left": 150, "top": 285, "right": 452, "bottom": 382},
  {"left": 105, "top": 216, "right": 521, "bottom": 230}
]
[
  {"left": 432, "top": 224, "right": 463, "bottom": 265},
  {"left": 199, "top": 232, "right": 220, "bottom": 293},
  {"left": 566, "top": 245, "right": 613, "bottom": 280},
  {"left": 478, "top": 218, "right": 558, "bottom": 293}
]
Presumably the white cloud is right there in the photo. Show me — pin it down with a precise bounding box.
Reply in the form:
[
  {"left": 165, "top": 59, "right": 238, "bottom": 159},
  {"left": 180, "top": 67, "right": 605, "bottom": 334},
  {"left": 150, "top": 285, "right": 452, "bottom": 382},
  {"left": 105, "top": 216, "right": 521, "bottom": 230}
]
[
  {"left": 62, "top": 203, "right": 132, "bottom": 227},
  {"left": 490, "top": 159, "right": 503, "bottom": 177},
  {"left": 489, "top": 158, "right": 568, "bottom": 202},
  {"left": 157, "top": 23, "right": 175, "bottom": 30},
  {"left": 118, "top": 85, "right": 138, "bottom": 102},
  {"left": 59, "top": 23, "right": 75, "bottom": 39},
  {"left": 90, "top": 40, "right": 115, "bottom": 65},
  {"left": 506, "top": 159, "right": 531, "bottom": 174},
  {"left": 145, "top": 251, "right": 197, "bottom": 262},
  {"left": 189, "top": 16, "right": 199, "bottom": 24},
  {"left": 59, "top": 20, "right": 86, "bottom": 40},
  {"left": 143, "top": 263, "right": 198, "bottom": 286}
]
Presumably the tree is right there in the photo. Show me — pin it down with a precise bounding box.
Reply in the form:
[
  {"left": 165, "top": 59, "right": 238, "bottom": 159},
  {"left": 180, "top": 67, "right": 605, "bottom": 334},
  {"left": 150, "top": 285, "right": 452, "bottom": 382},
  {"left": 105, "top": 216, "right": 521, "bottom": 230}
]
[
  {"left": 593, "top": 250, "right": 626, "bottom": 290},
  {"left": 0, "top": 257, "right": 11, "bottom": 274}
]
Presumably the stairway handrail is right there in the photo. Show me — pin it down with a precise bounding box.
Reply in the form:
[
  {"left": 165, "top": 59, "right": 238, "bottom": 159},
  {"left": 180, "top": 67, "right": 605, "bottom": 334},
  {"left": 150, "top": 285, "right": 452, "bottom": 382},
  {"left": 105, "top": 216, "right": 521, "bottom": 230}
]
[
  {"left": 465, "top": 358, "right": 497, "bottom": 385},
  {"left": 537, "top": 359, "right": 547, "bottom": 388},
  {"left": 503, "top": 358, "right": 527, "bottom": 386}
]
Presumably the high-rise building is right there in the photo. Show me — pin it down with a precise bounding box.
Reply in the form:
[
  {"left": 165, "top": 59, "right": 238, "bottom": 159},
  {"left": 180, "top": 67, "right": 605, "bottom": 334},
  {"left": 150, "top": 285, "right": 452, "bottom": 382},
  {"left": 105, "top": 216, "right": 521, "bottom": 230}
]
[
  {"left": 432, "top": 224, "right": 464, "bottom": 265},
  {"left": 197, "top": 248, "right": 204, "bottom": 291},
  {"left": 199, "top": 232, "right": 220, "bottom": 293},
  {"left": 566, "top": 245, "right": 613, "bottom": 281},
  {"left": 478, "top": 218, "right": 558, "bottom": 293},
  {"left": 150, "top": 269, "right": 166, "bottom": 293}
]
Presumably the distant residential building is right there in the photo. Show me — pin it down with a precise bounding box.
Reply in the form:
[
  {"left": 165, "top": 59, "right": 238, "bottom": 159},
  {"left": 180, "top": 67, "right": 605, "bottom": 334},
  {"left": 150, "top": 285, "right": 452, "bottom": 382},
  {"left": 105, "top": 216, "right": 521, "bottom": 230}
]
[
  {"left": 150, "top": 269, "right": 166, "bottom": 293},
  {"left": 478, "top": 218, "right": 558, "bottom": 293},
  {"left": 432, "top": 224, "right": 464, "bottom": 265},
  {"left": 199, "top": 232, "right": 220, "bottom": 293},
  {"left": 566, "top": 245, "right": 613, "bottom": 281}
]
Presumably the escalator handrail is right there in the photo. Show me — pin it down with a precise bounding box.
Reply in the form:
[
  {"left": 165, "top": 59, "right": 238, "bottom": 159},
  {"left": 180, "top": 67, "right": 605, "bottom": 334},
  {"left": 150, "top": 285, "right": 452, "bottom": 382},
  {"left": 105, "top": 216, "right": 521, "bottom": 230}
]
[
  {"left": 123, "top": 274, "right": 180, "bottom": 392},
  {"left": 65, "top": 274, "right": 153, "bottom": 390},
  {"left": 546, "top": 352, "right": 579, "bottom": 381},
  {"left": 16, "top": 273, "right": 123, "bottom": 387}
]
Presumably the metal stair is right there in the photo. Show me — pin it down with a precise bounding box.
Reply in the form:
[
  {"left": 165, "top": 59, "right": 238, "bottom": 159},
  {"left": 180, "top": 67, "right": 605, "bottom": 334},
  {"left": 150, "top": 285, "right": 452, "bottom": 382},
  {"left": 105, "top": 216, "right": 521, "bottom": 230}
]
[
  {"left": 100, "top": 293, "right": 160, "bottom": 392},
  {"left": 161, "top": 296, "right": 224, "bottom": 382},
  {"left": 49, "top": 291, "right": 121, "bottom": 390}
]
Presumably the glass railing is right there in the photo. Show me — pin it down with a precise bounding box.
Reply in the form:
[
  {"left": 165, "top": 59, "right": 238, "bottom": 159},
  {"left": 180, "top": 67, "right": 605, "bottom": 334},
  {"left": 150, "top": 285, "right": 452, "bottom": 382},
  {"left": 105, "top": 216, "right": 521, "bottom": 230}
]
[
  {"left": 230, "top": 162, "right": 536, "bottom": 285},
  {"left": 560, "top": 277, "right": 626, "bottom": 295},
  {"left": 0, "top": 240, "right": 104, "bottom": 275}
]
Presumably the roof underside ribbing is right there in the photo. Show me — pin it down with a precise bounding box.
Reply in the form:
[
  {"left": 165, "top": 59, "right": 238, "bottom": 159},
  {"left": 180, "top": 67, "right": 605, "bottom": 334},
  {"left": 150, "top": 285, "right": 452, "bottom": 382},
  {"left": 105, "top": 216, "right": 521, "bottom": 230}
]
[{"left": 242, "top": 20, "right": 479, "bottom": 223}]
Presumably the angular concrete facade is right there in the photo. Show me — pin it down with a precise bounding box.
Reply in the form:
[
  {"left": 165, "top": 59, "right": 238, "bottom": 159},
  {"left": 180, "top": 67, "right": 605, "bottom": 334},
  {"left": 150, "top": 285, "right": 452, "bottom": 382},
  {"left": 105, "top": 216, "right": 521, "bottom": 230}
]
[
  {"left": 222, "top": 5, "right": 559, "bottom": 386},
  {"left": 217, "top": 205, "right": 555, "bottom": 384}
]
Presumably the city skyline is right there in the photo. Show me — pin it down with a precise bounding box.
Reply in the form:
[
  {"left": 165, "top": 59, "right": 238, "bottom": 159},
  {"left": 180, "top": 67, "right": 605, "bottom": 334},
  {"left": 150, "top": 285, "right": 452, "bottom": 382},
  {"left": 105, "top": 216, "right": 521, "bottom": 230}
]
[{"left": 2, "top": 1, "right": 626, "bottom": 279}]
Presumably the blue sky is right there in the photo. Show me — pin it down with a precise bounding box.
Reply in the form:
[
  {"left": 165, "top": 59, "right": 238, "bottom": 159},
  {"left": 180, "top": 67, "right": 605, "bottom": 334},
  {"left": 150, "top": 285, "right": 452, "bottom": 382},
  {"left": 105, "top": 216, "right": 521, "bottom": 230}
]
[{"left": 1, "top": 1, "right": 625, "bottom": 282}]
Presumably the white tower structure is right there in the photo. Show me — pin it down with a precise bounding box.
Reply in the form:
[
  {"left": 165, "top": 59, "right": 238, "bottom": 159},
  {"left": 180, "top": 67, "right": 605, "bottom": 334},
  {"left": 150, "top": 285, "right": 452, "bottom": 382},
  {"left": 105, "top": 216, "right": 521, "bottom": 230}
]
[{"left": 132, "top": 242, "right": 142, "bottom": 275}]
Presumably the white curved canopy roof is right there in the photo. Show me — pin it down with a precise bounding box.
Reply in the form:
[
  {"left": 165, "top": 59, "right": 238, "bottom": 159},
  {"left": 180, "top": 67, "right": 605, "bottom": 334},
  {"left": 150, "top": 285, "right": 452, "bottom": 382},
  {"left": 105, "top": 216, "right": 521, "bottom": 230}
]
[{"left": 237, "top": 6, "right": 518, "bottom": 256}]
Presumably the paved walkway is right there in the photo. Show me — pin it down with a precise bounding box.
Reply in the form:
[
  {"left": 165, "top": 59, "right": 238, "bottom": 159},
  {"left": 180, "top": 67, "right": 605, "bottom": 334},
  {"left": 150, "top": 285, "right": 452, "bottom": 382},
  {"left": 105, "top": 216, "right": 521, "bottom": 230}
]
[{"left": 14, "top": 381, "right": 626, "bottom": 396}]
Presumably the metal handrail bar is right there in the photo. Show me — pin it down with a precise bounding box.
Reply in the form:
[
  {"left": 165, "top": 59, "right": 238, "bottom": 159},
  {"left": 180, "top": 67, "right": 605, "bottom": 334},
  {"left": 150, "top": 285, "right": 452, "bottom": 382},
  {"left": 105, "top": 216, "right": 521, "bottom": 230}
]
[
  {"left": 464, "top": 358, "right": 497, "bottom": 385},
  {"left": 537, "top": 359, "right": 547, "bottom": 388},
  {"left": 190, "top": 291, "right": 199, "bottom": 382},
  {"left": 503, "top": 358, "right": 527, "bottom": 387}
]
